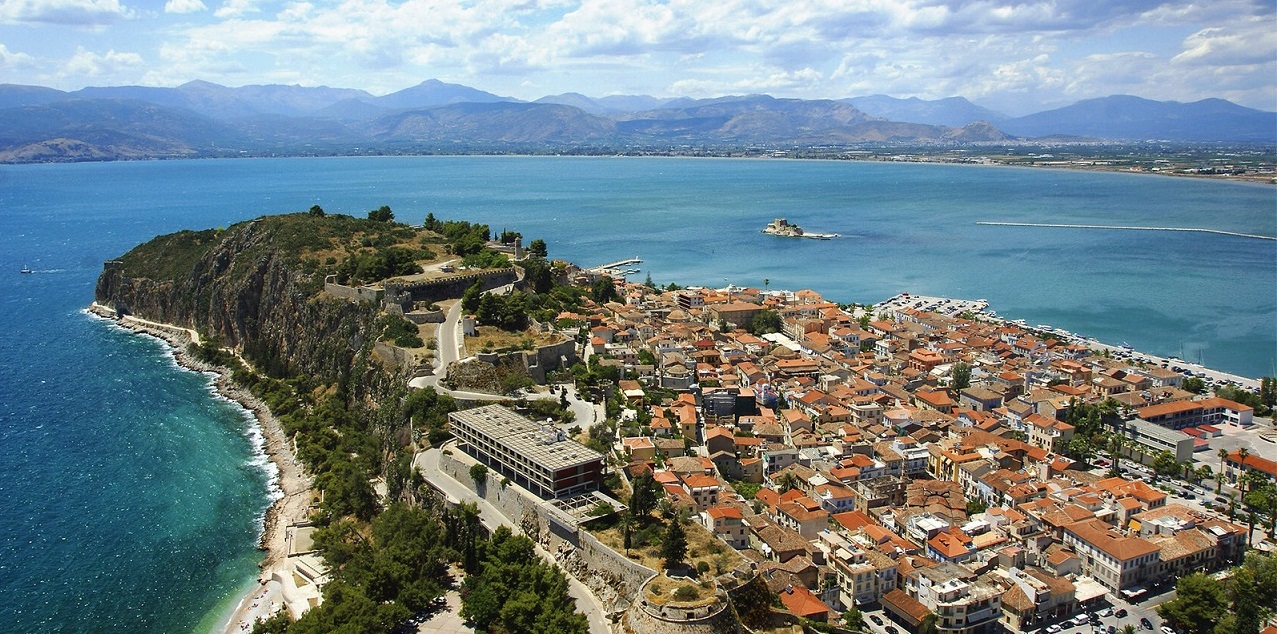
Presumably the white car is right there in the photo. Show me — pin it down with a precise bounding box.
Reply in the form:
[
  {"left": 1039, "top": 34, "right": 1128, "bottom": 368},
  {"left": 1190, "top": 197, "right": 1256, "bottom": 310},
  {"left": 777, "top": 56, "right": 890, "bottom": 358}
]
[
  {"left": 1098, "top": 608, "right": 1113, "bottom": 617},
  {"left": 1047, "top": 625, "right": 1062, "bottom": 633},
  {"left": 1074, "top": 615, "right": 1090, "bottom": 625}
]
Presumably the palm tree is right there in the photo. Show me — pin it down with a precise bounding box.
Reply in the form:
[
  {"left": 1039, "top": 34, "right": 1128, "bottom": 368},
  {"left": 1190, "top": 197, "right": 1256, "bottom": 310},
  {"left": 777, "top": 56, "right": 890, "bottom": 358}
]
[
  {"left": 1217, "top": 448, "right": 1229, "bottom": 493},
  {"left": 1246, "top": 510, "right": 1256, "bottom": 548},
  {"left": 1121, "top": 625, "right": 1137, "bottom": 634},
  {"left": 776, "top": 471, "right": 803, "bottom": 494},
  {"left": 1237, "top": 447, "right": 1251, "bottom": 494}
]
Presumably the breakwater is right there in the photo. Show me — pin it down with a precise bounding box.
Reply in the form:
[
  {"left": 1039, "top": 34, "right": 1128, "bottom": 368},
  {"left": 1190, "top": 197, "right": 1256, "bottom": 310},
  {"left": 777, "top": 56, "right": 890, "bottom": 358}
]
[{"left": 977, "top": 221, "right": 1276, "bottom": 241}]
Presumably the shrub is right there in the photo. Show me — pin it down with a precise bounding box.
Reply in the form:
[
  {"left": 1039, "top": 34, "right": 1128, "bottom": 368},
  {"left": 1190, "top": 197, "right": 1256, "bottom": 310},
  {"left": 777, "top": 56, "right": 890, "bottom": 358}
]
[
  {"left": 673, "top": 585, "right": 698, "bottom": 601},
  {"left": 696, "top": 561, "right": 711, "bottom": 576}
]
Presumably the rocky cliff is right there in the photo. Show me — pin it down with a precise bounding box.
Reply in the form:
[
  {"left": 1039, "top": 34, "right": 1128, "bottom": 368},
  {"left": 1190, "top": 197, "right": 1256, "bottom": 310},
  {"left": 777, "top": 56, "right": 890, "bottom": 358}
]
[{"left": 94, "top": 215, "right": 398, "bottom": 396}]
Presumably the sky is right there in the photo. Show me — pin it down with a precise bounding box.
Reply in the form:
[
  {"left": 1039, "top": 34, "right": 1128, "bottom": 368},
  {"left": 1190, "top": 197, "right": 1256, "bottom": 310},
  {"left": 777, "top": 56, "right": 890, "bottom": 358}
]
[{"left": 0, "top": 0, "right": 1274, "bottom": 115}]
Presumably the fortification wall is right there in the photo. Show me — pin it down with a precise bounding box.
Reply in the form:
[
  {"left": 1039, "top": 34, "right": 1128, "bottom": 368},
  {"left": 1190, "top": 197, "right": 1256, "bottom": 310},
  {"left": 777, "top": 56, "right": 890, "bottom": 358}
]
[{"left": 388, "top": 268, "right": 518, "bottom": 306}]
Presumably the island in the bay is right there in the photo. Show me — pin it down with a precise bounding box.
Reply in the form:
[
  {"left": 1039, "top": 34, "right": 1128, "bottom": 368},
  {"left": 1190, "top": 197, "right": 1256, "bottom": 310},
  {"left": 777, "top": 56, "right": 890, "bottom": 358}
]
[
  {"left": 91, "top": 209, "right": 1277, "bottom": 634},
  {"left": 763, "top": 217, "right": 840, "bottom": 239}
]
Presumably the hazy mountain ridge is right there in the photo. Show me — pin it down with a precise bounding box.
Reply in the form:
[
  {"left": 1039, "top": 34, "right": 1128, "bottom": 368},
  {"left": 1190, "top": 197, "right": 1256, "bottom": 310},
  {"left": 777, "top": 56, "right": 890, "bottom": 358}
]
[{"left": 0, "top": 80, "right": 1271, "bottom": 162}]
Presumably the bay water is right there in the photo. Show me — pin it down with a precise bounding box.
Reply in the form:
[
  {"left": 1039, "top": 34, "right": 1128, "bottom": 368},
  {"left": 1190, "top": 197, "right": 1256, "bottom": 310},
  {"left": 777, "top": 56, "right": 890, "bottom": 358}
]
[{"left": 0, "top": 156, "right": 1273, "bottom": 632}]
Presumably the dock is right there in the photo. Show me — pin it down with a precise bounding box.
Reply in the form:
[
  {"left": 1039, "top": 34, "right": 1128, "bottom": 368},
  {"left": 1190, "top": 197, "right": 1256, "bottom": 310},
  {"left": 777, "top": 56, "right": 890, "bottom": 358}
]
[{"left": 588, "top": 257, "right": 642, "bottom": 273}]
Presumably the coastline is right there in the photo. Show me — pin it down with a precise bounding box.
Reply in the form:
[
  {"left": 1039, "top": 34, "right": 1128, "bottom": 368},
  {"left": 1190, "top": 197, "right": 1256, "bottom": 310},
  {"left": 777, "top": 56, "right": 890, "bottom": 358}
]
[{"left": 86, "top": 303, "right": 313, "bottom": 633}]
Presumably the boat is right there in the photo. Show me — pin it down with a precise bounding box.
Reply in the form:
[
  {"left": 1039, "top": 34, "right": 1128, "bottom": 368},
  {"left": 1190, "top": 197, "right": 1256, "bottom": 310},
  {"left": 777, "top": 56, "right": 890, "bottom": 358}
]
[
  {"left": 762, "top": 218, "right": 839, "bottom": 239},
  {"left": 20, "top": 266, "right": 33, "bottom": 274}
]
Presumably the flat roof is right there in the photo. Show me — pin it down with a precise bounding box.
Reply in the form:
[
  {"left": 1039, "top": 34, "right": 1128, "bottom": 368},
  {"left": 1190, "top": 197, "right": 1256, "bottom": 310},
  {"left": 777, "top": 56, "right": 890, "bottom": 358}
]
[
  {"left": 451, "top": 405, "right": 604, "bottom": 471},
  {"left": 1128, "top": 418, "right": 1194, "bottom": 444}
]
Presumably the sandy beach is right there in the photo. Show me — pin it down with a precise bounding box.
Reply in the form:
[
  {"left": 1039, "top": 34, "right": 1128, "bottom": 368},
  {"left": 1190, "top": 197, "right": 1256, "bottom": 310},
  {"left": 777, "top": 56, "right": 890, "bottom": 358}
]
[{"left": 87, "top": 304, "right": 314, "bottom": 633}]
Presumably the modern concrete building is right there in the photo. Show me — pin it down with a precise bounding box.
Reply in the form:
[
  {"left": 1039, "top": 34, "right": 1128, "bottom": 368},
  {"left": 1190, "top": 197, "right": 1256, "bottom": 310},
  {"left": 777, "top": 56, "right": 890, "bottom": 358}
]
[
  {"left": 1114, "top": 418, "right": 1195, "bottom": 464},
  {"left": 448, "top": 404, "right": 605, "bottom": 499}
]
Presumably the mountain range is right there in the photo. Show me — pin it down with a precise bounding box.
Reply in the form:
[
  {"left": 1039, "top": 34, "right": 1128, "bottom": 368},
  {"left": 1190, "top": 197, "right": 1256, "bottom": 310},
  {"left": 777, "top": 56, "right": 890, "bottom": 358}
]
[{"left": 0, "top": 79, "right": 1272, "bottom": 163}]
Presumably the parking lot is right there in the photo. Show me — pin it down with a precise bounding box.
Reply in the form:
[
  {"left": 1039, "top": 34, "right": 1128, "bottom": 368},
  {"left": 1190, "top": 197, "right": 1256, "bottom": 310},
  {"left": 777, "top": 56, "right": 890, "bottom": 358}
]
[{"left": 856, "top": 584, "right": 1177, "bottom": 634}]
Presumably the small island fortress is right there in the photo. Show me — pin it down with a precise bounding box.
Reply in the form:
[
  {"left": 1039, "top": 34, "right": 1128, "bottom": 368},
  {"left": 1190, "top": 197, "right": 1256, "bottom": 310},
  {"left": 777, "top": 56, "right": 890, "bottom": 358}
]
[{"left": 763, "top": 217, "right": 839, "bottom": 239}]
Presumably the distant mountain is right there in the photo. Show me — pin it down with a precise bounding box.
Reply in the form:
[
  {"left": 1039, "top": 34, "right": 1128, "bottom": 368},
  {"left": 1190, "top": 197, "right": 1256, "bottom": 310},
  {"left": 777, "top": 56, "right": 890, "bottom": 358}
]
[
  {"left": 174, "top": 80, "right": 372, "bottom": 118},
  {"left": 0, "top": 80, "right": 1271, "bottom": 163},
  {"left": 535, "top": 93, "right": 609, "bottom": 114},
  {"left": 595, "top": 95, "right": 684, "bottom": 113},
  {"left": 1000, "top": 95, "right": 1277, "bottom": 142},
  {"left": 845, "top": 95, "right": 1008, "bottom": 127},
  {"left": 368, "top": 102, "right": 615, "bottom": 143},
  {"left": 0, "top": 84, "right": 69, "bottom": 109},
  {"left": 617, "top": 95, "right": 876, "bottom": 141},
  {"left": 372, "top": 80, "right": 514, "bottom": 110},
  {"left": 0, "top": 98, "right": 238, "bottom": 162}
]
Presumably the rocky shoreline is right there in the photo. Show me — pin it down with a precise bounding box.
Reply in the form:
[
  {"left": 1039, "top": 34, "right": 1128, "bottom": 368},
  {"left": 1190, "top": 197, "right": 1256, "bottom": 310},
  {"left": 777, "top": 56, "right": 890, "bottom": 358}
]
[{"left": 86, "top": 303, "right": 313, "bottom": 630}]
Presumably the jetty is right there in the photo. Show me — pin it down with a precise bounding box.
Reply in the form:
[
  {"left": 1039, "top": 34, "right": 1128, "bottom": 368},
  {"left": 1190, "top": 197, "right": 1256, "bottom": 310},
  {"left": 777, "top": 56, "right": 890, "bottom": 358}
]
[
  {"left": 977, "top": 221, "right": 1276, "bottom": 241},
  {"left": 588, "top": 257, "right": 642, "bottom": 275}
]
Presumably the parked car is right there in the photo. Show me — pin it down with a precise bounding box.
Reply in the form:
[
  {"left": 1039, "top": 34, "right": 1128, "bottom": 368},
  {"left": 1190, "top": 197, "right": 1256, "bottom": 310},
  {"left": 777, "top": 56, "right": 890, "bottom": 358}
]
[
  {"left": 870, "top": 615, "right": 883, "bottom": 625},
  {"left": 1141, "top": 617, "right": 1153, "bottom": 629},
  {"left": 1074, "top": 615, "right": 1091, "bottom": 625},
  {"left": 1098, "top": 608, "right": 1112, "bottom": 617},
  {"left": 886, "top": 627, "right": 900, "bottom": 634},
  {"left": 1108, "top": 626, "right": 1116, "bottom": 634},
  {"left": 1115, "top": 609, "right": 1127, "bottom": 618},
  {"left": 1162, "top": 627, "right": 1176, "bottom": 634},
  {"left": 1047, "top": 625, "right": 1062, "bottom": 633}
]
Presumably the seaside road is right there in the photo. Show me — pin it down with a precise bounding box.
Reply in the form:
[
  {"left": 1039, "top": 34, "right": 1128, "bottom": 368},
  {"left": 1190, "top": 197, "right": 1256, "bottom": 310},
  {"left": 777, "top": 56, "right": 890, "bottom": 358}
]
[{"left": 414, "top": 448, "right": 613, "bottom": 634}]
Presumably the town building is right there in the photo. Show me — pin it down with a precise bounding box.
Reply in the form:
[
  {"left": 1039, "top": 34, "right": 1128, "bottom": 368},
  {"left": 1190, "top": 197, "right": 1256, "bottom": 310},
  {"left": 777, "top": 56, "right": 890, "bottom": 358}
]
[{"left": 449, "top": 404, "right": 605, "bottom": 499}]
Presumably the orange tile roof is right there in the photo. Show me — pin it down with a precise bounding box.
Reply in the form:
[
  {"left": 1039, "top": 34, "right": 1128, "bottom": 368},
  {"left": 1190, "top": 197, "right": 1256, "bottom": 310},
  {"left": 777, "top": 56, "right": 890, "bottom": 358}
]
[
  {"left": 779, "top": 584, "right": 832, "bottom": 619},
  {"left": 708, "top": 505, "right": 744, "bottom": 520}
]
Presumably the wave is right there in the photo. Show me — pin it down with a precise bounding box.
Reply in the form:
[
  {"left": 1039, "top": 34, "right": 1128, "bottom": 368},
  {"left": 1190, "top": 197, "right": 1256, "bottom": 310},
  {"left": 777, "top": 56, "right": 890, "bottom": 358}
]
[{"left": 85, "top": 307, "right": 284, "bottom": 536}]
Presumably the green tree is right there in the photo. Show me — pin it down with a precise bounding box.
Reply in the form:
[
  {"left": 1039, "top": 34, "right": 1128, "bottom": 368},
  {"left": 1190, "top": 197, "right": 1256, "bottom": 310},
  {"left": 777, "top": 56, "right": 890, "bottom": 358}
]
[
  {"left": 469, "top": 463, "right": 489, "bottom": 485},
  {"left": 951, "top": 362, "right": 971, "bottom": 391},
  {"left": 308, "top": 204, "right": 325, "bottom": 217},
  {"left": 461, "top": 280, "right": 483, "bottom": 314},
  {"left": 750, "top": 309, "right": 782, "bottom": 335},
  {"left": 842, "top": 606, "right": 866, "bottom": 630},
  {"left": 776, "top": 470, "right": 803, "bottom": 493},
  {"left": 1183, "top": 376, "right": 1207, "bottom": 394},
  {"left": 1157, "top": 572, "right": 1228, "bottom": 634},
  {"left": 591, "top": 276, "right": 619, "bottom": 304},
  {"left": 528, "top": 238, "right": 548, "bottom": 257},
  {"left": 629, "top": 473, "right": 661, "bottom": 517},
  {"left": 662, "top": 516, "right": 688, "bottom": 569},
  {"left": 966, "top": 499, "right": 987, "bottom": 515},
  {"left": 1153, "top": 449, "right": 1179, "bottom": 476},
  {"left": 367, "top": 205, "right": 394, "bottom": 222},
  {"left": 423, "top": 212, "right": 440, "bottom": 232}
]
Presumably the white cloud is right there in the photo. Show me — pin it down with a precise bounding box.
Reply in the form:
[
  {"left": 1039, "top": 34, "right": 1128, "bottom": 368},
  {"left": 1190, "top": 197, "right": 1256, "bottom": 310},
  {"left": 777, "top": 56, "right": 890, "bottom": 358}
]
[
  {"left": 213, "top": 0, "right": 257, "bottom": 18},
  {"left": 0, "top": 0, "right": 133, "bottom": 25},
  {"left": 164, "top": 0, "right": 205, "bottom": 14},
  {"left": 14, "top": 0, "right": 1267, "bottom": 112},
  {"left": 1173, "top": 19, "right": 1277, "bottom": 67},
  {"left": 61, "top": 46, "right": 143, "bottom": 80},
  {"left": 0, "top": 43, "right": 38, "bottom": 69}
]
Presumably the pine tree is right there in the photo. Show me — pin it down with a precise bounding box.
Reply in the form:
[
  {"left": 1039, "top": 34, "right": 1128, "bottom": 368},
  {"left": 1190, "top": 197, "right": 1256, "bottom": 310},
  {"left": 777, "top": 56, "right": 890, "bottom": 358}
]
[{"left": 662, "top": 516, "right": 687, "bottom": 569}]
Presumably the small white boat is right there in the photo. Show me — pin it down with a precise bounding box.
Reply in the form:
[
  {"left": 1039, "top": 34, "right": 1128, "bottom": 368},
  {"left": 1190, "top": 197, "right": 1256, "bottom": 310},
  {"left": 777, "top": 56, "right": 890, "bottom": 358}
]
[{"left": 20, "top": 266, "right": 33, "bottom": 274}]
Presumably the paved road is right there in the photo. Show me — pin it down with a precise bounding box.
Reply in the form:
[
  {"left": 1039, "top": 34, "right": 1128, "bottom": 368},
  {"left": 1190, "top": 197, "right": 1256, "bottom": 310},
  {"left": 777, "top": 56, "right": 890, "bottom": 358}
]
[
  {"left": 407, "top": 289, "right": 602, "bottom": 425},
  {"left": 414, "top": 448, "right": 614, "bottom": 634}
]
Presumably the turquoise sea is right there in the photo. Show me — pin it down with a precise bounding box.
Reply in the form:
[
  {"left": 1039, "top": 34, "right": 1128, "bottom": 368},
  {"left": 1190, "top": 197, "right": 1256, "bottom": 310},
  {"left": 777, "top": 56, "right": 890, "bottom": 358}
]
[{"left": 0, "top": 156, "right": 1273, "bottom": 632}]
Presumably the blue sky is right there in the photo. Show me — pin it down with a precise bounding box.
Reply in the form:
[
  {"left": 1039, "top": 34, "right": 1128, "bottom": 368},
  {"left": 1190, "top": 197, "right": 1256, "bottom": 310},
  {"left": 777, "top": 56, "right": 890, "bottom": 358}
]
[{"left": 1, "top": 0, "right": 1274, "bottom": 115}]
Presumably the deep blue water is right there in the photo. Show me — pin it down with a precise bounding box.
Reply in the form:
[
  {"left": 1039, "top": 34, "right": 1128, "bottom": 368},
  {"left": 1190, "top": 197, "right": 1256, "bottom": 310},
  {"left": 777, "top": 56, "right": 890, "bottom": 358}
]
[{"left": 0, "top": 156, "right": 1273, "bottom": 632}]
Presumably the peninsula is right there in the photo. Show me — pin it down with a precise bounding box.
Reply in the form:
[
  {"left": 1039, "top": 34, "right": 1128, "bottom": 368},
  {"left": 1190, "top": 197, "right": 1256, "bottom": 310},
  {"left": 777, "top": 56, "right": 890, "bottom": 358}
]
[{"left": 92, "top": 210, "right": 1276, "bottom": 634}]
